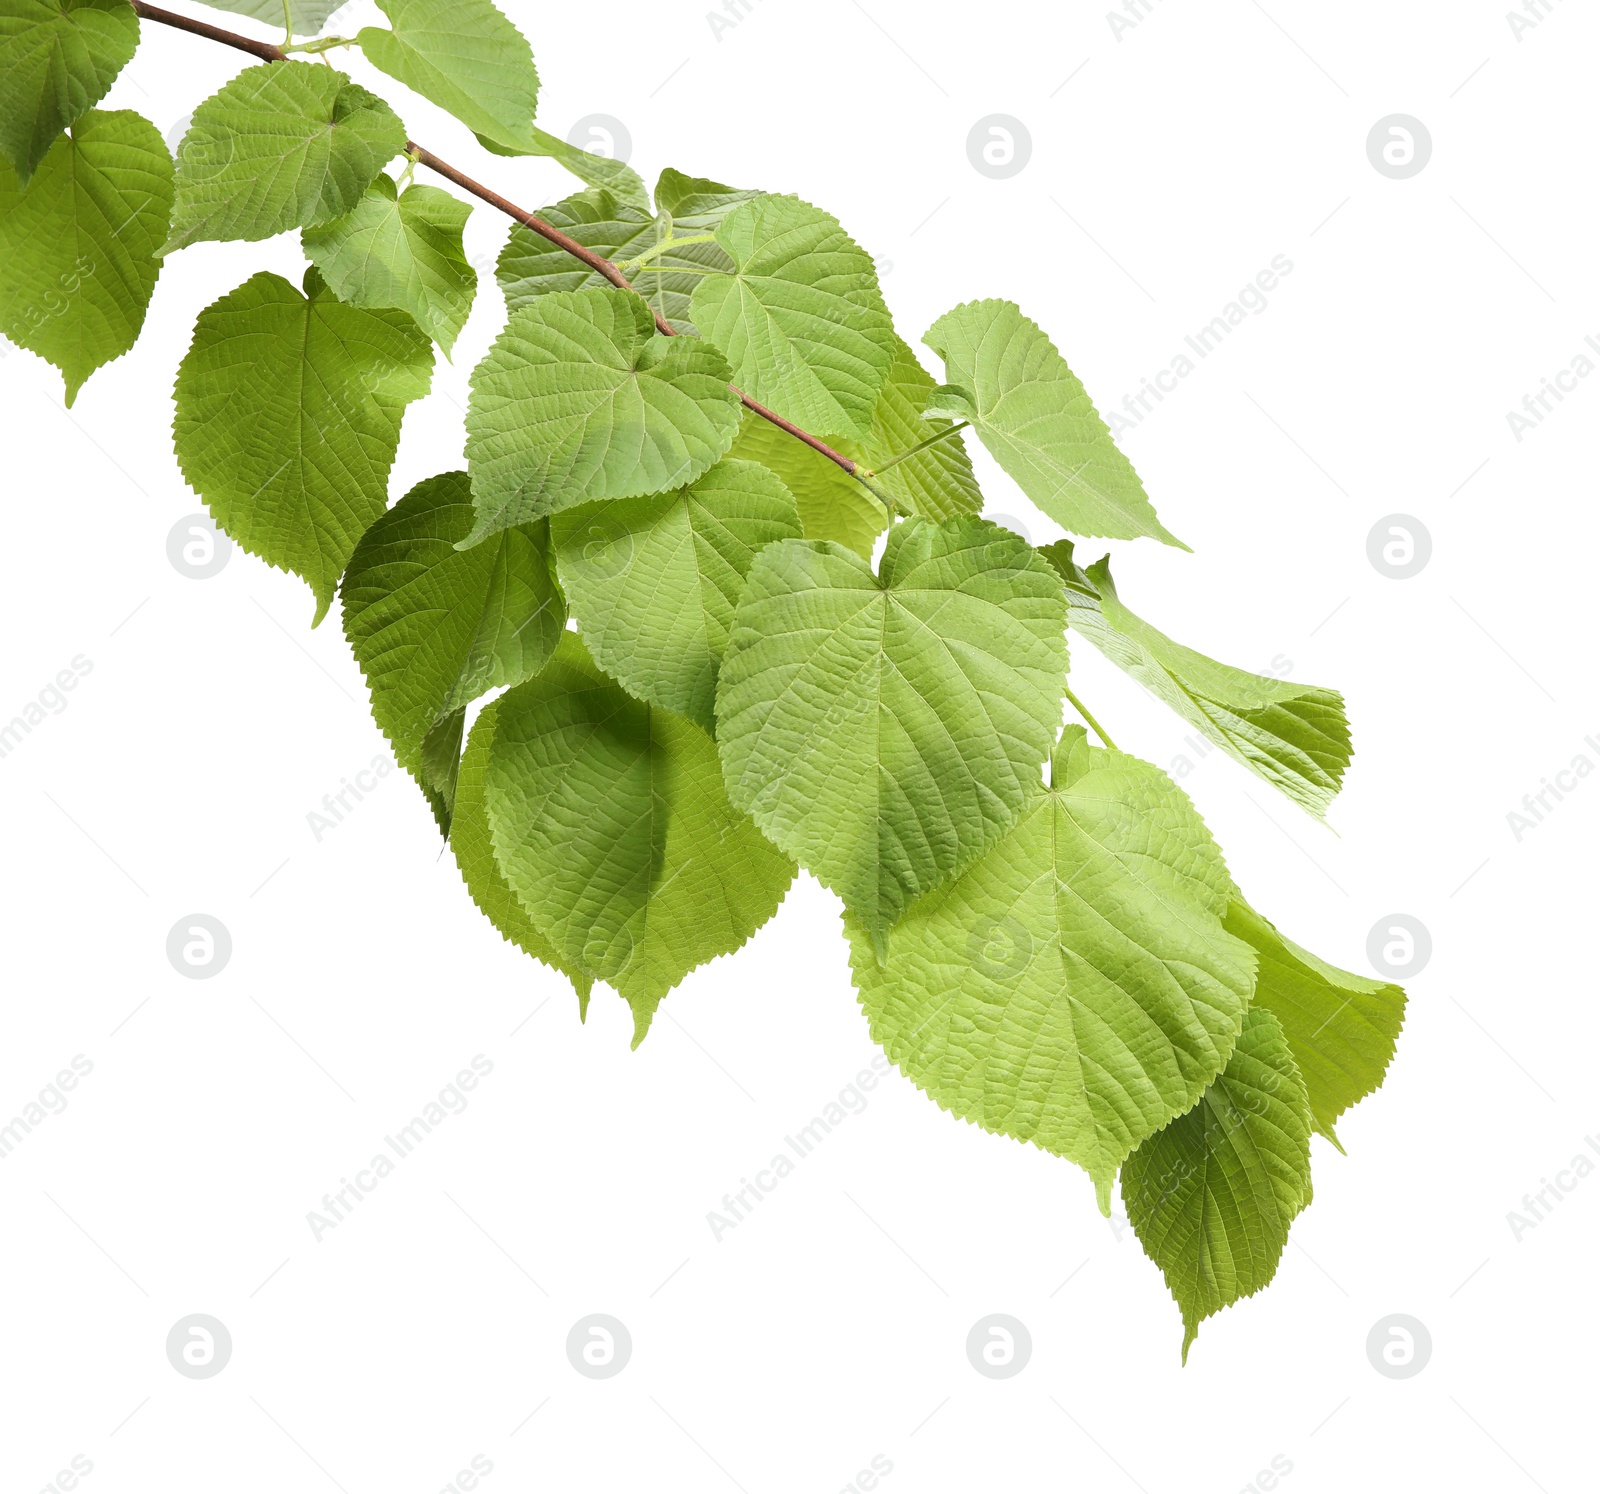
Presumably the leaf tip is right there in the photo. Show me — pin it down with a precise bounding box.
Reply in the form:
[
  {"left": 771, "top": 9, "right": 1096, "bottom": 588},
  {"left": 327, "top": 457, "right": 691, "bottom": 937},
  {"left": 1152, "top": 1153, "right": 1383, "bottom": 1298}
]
[{"left": 628, "top": 1010, "right": 653, "bottom": 1049}]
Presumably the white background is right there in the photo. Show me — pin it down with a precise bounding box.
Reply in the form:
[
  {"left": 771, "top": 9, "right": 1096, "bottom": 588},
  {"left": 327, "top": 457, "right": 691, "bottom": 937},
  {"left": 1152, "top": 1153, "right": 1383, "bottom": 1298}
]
[{"left": 2, "top": 1, "right": 1596, "bottom": 1490}]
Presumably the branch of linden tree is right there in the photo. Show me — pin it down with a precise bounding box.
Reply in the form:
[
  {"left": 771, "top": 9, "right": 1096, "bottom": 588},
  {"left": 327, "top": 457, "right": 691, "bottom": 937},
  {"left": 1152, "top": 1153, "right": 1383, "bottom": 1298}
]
[{"left": 130, "top": 0, "right": 887, "bottom": 489}]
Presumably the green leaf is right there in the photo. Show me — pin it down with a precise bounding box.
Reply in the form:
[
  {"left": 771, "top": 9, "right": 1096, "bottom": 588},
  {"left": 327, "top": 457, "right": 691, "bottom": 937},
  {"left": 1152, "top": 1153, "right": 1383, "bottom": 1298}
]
[
  {"left": 452, "top": 696, "right": 593, "bottom": 1011},
  {"left": 0, "top": 108, "right": 171, "bottom": 404},
  {"left": 463, "top": 285, "right": 741, "bottom": 543},
  {"left": 716, "top": 514, "right": 1068, "bottom": 952},
  {"left": 485, "top": 631, "right": 794, "bottom": 1042},
  {"left": 652, "top": 167, "right": 760, "bottom": 228},
  {"left": 847, "top": 726, "right": 1257, "bottom": 1205},
  {"left": 474, "top": 119, "right": 649, "bottom": 212},
  {"left": 551, "top": 458, "right": 802, "bottom": 732},
  {"left": 1041, "top": 543, "right": 1352, "bottom": 818},
  {"left": 164, "top": 61, "right": 405, "bottom": 252},
  {"left": 414, "top": 704, "right": 465, "bottom": 834},
  {"left": 303, "top": 174, "right": 475, "bottom": 353},
  {"left": 341, "top": 470, "right": 566, "bottom": 828},
  {"left": 726, "top": 409, "right": 886, "bottom": 558},
  {"left": 496, "top": 186, "right": 685, "bottom": 333},
  {"left": 495, "top": 185, "right": 653, "bottom": 303},
  {"left": 496, "top": 175, "right": 754, "bottom": 336},
  {"left": 689, "top": 193, "right": 895, "bottom": 441},
  {"left": 0, "top": 0, "right": 138, "bottom": 185},
  {"left": 841, "top": 336, "right": 984, "bottom": 522},
  {"left": 173, "top": 268, "right": 433, "bottom": 624},
  {"left": 356, "top": 0, "right": 538, "bottom": 151},
  {"left": 185, "top": 0, "right": 349, "bottom": 39},
  {"left": 1225, "top": 900, "right": 1405, "bottom": 1147},
  {"left": 923, "top": 299, "right": 1184, "bottom": 547},
  {"left": 1122, "top": 1006, "right": 1313, "bottom": 1361}
]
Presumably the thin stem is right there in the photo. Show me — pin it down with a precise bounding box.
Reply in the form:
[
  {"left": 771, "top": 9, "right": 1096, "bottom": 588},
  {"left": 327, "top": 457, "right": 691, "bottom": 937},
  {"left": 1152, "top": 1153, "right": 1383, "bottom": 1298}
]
[
  {"left": 134, "top": 0, "right": 284, "bottom": 60},
  {"left": 130, "top": 0, "right": 866, "bottom": 479},
  {"left": 283, "top": 33, "right": 355, "bottom": 52},
  {"left": 621, "top": 232, "right": 716, "bottom": 271},
  {"left": 280, "top": 0, "right": 291, "bottom": 47},
  {"left": 1063, "top": 685, "right": 1117, "bottom": 751},
  {"left": 860, "top": 420, "right": 968, "bottom": 477}
]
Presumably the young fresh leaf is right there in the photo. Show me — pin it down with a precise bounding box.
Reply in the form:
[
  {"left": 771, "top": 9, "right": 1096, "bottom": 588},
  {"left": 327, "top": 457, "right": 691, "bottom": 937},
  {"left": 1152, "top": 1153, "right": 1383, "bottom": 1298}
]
[
  {"left": 496, "top": 186, "right": 689, "bottom": 333},
  {"left": 1225, "top": 900, "right": 1405, "bottom": 1147},
  {"left": 652, "top": 168, "right": 761, "bottom": 229},
  {"left": 453, "top": 696, "right": 594, "bottom": 1010},
  {"left": 474, "top": 119, "right": 649, "bottom": 211},
  {"left": 716, "top": 515, "right": 1067, "bottom": 953},
  {"left": 841, "top": 336, "right": 984, "bottom": 522},
  {"left": 485, "top": 632, "right": 795, "bottom": 1042},
  {"left": 1041, "top": 543, "right": 1352, "bottom": 818},
  {"left": 496, "top": 174, "right": 754, "bottom": 336},
  {"left": 463, "top": 285, "right": 741, "bottom": 543},
  {"left": 690, "top": 193, "right": 895, "bottom": 441},
  {"left": 1122, "top": 1007, "right": 1313, "bottom": 1361},
  {"left": 173, "top": 268, "right": 433, "bottom": 623},
  {"left": 184, "top": 0, "right": 348, "bottom": 38},
  {"left": 356, "top": 0, "right": 538, "bottom": 151},
  {"left": 341, "top": 470, "right": 566, "bottom": 828},
  {"left": 848, "top": 726, "right": 1257, "bottom": 1207},
  {"left": 0, "top": 108, "right": 171, "bottom": 404},
  {"left": 551, "top": 458, "right": 801, "bottom": 732},
  {"left": 303, "top": 174, "right": 475, "bottom": 353},
  {"left": 164, "top": 61, "right": 406, "bottom": 252},
  {"left": 923, "top": 299, "right": 1184, "bottom": 547},
  {"left": 727, "top": 410, "right": 886, "bottom": 558},
  {"left": 0, "top": 0, "right": 138, "bottom": 185}
]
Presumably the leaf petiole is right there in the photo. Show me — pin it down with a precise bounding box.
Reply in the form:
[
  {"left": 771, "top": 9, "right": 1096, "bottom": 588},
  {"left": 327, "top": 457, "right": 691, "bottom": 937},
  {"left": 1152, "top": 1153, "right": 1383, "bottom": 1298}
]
[
  {"left": 282, "top": 33, "right": 357, "bottom": 53},
  {"left": 620, "top": 232, "right": 717, "bottom": 272},
  {"left": 857, "top": 420, "right": 969, "bottom": 478},
  {"left": 1063, "top": 685, "right": 1117, "bottom": 751}
]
